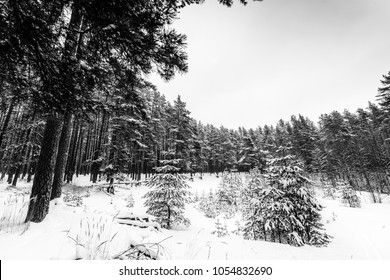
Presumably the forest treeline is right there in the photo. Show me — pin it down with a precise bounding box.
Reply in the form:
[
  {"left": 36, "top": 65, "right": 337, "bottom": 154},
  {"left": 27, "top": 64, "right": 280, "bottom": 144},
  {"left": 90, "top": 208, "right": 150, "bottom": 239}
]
[
  {"left": 2, "top": 76, "right": 390, "bottom": 192},
  {"left": 1, "top": 0, "right": 389, "bottom": 223}
]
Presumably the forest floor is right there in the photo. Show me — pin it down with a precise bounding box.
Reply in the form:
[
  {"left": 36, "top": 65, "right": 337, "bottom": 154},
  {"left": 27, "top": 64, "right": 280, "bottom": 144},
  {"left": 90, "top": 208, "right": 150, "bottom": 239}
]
[{"left": 0, "top": 174, "right": 390, "bottom": 260}]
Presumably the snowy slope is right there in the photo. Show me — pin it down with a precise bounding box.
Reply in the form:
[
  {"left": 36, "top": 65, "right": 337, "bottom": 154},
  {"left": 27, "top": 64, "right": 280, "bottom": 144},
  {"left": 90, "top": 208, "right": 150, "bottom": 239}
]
[{"left": 1, "top": 174, "right": 389, "bottom": 260}]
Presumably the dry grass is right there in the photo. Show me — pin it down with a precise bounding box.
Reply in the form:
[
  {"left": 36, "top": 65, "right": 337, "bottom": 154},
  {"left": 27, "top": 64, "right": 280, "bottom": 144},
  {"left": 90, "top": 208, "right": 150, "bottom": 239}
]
[
  {"left": 66, "top": 214, "right": 118, "bottom": 260},
  {"left": 0, "top": 195, "right": 30, "bottom": 234}
]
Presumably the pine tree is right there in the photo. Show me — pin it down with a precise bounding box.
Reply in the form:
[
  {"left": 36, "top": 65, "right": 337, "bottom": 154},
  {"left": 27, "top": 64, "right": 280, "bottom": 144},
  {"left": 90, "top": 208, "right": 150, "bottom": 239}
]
[
  {"left": 198, "top": 189, "right": 220, "bottom": 218},
  {"left": 211, "top": 219, "right": 229, "bottom": 237},
  {"left": 244, "top": 148, "right": 331, "bottom": 247},
  {"left": 242, "top": 167, "right": 265, "bottom": 219},
  {"left": 143, "top": 159, "right": 191, "bottom": 229},
  {"left": 377, "top": 71, "right": 390, "bottom": 113},
  {"left": 216, "top": 171, "right": 242, "bottom": 216}
]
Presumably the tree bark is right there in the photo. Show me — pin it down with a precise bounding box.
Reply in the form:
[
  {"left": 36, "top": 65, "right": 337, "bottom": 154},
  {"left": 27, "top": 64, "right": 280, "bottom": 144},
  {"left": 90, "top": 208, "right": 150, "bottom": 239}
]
[
  {"left": 91, "top": 111, "right": 107, "bottom": 183},
  {"left": 25, "top": 117, "right": 62, "bottom": 223},
  {"left": 0, "top": 97, "right": 15, "bottom": 150},
  {"left": 51, "top": 112, "right": 74, "bottom": 199},
  {"left": 65, "top": 121, "right": 79, "bottom": 183}
]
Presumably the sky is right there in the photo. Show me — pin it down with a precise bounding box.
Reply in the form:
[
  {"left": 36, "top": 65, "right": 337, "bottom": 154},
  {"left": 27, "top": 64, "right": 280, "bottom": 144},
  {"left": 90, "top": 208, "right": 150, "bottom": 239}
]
[{"left": 149, "top": 0, "right": 390, "bottom": 129}]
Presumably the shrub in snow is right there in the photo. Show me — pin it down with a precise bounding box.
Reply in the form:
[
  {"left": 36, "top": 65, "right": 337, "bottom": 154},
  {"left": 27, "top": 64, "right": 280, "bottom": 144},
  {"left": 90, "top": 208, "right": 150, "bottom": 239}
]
[
  {"left": 126, "top": 193, "right": 135, "bottom": 208},
  {"left": 338, "top": 181, "right": 361, "bottom": 208},
  {"left": 84, "top": 187, "right": 91, "bottom": 198},
  {"left": 223, "top": 207, "right": 236, "bottom": 219},
  {"left": 211, "top": 219, "right": 229, "bottom": 238},
  {"left": 204, "top": 204, "right": 220, "bottom": 219},
  {"left": 143, "top": 160, "right": 191, "bottom": 229},
  {"left": 63, "top": 193, "right": 83, "bottom": 207},
  {"left": 192, "top": 190, "right": 200, "bottom": 203},
  {"left": 322, "top": 183, "right": 339, "bottom": 199},
  {"left": 114, "top": 172, "right": 129, "bottom": 182},
  {"left": 243, "top": 152, "right": 331, "bottom": 247}
]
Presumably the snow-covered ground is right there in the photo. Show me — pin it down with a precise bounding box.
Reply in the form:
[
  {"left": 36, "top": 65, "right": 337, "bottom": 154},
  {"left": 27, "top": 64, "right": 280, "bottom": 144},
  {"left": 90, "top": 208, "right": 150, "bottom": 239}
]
[{"left": 1, "top": 174, "right": 390, "bottom": 260}]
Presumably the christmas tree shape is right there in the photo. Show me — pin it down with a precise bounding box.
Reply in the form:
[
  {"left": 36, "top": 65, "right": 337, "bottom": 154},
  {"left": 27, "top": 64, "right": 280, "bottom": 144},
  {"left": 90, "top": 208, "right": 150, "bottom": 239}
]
[
  {"left": 212, "top": 219, "right": 229, "bottom": 238},
  {"left": 216, "top": 172, "right": 242, "bottom": 215},
  {"left": 143, "top": 160, "right": 191, "bottom": 229},
  {"left": 244, "top": 149, "right": 331, "bottom": 247}
]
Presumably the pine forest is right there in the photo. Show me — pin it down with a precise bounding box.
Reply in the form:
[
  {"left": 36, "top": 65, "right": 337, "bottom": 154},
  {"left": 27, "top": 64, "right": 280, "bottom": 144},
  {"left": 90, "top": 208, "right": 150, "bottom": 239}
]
[{"left": 1, "top": 0, "right": 390, "bottom": 264}]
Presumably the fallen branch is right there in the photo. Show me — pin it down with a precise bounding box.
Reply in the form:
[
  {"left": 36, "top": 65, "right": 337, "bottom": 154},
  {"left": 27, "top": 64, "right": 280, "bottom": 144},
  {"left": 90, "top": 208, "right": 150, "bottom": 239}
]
[
  {"left": 112, "top": 236, "right": 172, "bottom": 260},
  {"left": 116, "top": 218, "right": 160, "bottom": 230}
]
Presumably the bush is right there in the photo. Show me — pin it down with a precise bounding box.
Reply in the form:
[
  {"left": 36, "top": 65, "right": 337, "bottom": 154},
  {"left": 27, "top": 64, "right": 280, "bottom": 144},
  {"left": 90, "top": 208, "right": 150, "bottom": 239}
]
[
  {"left": 63, "top": 193, "right": 83, "bottom": 207},
  {"left": 126, "top": 193, "right": 135, "bottom": 208},
  {"left": 339, "top": 182, "right": 361, "bottom": 208}
]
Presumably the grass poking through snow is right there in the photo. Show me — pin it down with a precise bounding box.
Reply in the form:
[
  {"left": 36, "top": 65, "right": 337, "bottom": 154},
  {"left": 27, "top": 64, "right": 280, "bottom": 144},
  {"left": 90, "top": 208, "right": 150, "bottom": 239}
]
[
  {"left": 66, "top": 214, "right": 118, "bottom": 260},
  {"left": 0, "top": 195, "right": 30, "bottom": 234}
]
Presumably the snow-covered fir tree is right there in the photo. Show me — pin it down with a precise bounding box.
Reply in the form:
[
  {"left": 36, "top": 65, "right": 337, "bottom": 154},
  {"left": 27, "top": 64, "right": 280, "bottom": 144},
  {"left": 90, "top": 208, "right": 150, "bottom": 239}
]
[
  {"left": 244, "top": 147, "right": 331, "bottom": 247},
  {"left": 216, "top": 171, "right": 242, "bottom": 215},
  {"left": 242, "top": 167, "right": 265, "bottom": 220},
  {"left": 198, "top": 189, "right": 220, "bottom": 218},
  {"left": 143, "top": 159, "right": 191, "bottom": 229},
  {"left": 211, "top": 219, "right": 229, "bottom": 237}
]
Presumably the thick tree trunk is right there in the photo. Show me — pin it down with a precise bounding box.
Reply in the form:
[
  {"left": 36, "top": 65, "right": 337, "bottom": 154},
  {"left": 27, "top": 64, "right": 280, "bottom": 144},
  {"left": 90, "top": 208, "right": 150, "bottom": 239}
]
[
  {"left": 51, "top": 112, "right": 74, "bottom": 200},
  {"left": 25, "top": 117, "right": 62, "bottom": 223}
]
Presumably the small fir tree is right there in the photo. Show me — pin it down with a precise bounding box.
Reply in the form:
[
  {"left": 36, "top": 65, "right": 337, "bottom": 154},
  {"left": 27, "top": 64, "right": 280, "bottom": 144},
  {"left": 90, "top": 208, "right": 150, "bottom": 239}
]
[
  {"left": 143, "top": 159, "right": 191, "bottom": 229},
  {"left": 243, "top": 148, "right": 331, "bottom": 247},
  {"left": 231, "top": 220, "right": 243, "bottom": 235},
  {"left": 216, "top": 171, "right": 242, "bottom": 215},
  {"left": 242, "top": 167, "right": 265, "bottom": 220},
  {"left": 212, "top": 219, "right": 229, "bottom": 237},
  {"left": 198, "top": 190, "right": 220, "bottom": 218}
]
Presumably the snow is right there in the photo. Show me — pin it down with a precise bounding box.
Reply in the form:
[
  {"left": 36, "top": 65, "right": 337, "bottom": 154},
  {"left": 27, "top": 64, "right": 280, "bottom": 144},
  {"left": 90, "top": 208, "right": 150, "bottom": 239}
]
[{"left": 1, "top": 174, "right": 390, "bottom": 260}]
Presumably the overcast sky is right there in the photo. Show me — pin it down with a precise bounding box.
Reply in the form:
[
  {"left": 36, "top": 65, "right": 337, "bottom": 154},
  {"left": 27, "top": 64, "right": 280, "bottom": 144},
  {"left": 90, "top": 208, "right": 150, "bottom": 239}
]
[{"left": 149, "top": 0, "right": 390, "bottom": 129}]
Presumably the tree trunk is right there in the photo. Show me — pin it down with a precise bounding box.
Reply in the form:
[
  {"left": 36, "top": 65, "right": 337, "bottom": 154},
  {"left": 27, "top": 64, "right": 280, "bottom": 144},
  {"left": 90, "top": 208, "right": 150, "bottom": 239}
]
[
  {"left": 51, "top": 112, "right": 74, "bottom": 200},
  {"left": 66, "top": 121, "right": 79, "bottom": 183},
  {"left": 25, "top": 145, "right": 35, "bottom": 182},
  {"left": 12, "top": 111, "right": 36, "bottom": 187},
  {"left": 0, "top": 98, "right": 15, "bottom": 150},
  {"left": 362, "top": 169, "right": 377, "bottom": 203},
  {"left": 25, "top": 117, "right": 62, "bottom": 223},
  {"left": 91, "top": 111, "right": 107, "bottom": 183},
  {"left": 75, "top": 124, "right": 84, "bottom": 177}
]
